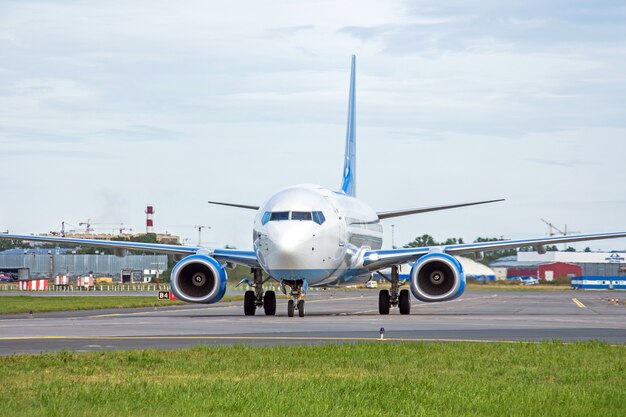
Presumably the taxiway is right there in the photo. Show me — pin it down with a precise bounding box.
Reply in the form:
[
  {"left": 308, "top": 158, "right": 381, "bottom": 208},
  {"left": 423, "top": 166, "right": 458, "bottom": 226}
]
[{"left": 1, "top": 289, "right": 625, "bottom": 354}]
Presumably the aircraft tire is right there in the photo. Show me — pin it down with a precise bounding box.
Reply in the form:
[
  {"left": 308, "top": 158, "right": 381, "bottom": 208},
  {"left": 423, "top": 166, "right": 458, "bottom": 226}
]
[
  {"left": 244, "top": 291, "right": 256, "bottom": 316},
  {"left": 399, "top": 289, "right": 411, "bottom": 315},
  {"left": 287, "top": 299, "right": 295, "bottom": 317},
  {"left": 298, "top": 300, "right": 305, "bottom": 317},
  {"left": 379, "top": 290, "right": 390, "bottom": 315},
  {"left": 263, "top": 291, "right": 276, "bottom": 316}
]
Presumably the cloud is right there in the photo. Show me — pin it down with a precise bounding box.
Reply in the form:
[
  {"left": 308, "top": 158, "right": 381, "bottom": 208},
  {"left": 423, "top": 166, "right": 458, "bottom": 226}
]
[
  {"left": 337, "top": 1, "right": 626, "bottom": 55},
  {"left": 0, "top": 149, "right": 115, "bottom": 159},
  {"left": 265, "top": 25, "right": 315, "bottom": 38},
  {"left": 0, "top": 0, "right": 625, "bottom": 250},
  {"left": 525, "top": 158, "right": 595, "bottom": 168},
  {"left": 89, "top": 125, "right": 182, "bottom": 142}
]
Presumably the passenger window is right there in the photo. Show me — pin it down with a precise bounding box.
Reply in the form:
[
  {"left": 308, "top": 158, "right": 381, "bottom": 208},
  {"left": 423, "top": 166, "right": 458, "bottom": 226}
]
[
  {"left": 312, "top": 211, "right": 326, "bottom": 225},
  {"left": 269, "top": 211, "right": 289, "bottom": 221},
  {"left": 291, "top": 211, "right": 312, "bottom": 221}
]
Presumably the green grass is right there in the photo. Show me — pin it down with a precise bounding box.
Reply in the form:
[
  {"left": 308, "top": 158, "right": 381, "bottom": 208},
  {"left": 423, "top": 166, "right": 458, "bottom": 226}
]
[
  {"left": 0, "top": 295, "right": 243, "bottom": 315},
  {"left": 0, "top": 342, "right": 625, "bottom": 416}
]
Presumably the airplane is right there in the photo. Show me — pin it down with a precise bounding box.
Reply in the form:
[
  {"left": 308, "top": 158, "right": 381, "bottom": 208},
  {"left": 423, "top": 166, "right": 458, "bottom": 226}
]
[{"left": 2, "top": 55, "right": 626, "bottom": 317}]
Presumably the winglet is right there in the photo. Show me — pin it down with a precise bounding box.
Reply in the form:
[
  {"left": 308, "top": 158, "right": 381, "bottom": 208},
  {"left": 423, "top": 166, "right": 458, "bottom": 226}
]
[{"left": 340, "top": 55, "right": 357, "bottom": 197}]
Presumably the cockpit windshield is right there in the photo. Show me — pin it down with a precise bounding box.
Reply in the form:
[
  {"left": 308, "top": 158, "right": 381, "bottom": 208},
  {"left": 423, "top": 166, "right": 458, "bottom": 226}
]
[
  {"left": 261, "top": 211, "right": 325, "bottom": 225},
  {"left": 269, "top": 211, "right": 289, "bottom": 221},
  {"left": 291, "top": 211, "right": 312, "bottom": 221}
]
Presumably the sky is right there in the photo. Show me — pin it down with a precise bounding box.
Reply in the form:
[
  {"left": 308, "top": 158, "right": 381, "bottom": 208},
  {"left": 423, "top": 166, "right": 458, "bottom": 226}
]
[{"left": 1, "top": 0, "right": 625, "bottom": 251}]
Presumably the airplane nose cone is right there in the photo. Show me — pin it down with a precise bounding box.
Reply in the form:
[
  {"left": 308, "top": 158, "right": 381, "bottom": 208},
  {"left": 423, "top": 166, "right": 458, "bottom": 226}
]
[
  {"left": 272, "top": 234, "right": 301, "bottom": 256},
  {"left": 259, "top": 226, "right": 313, "bottom": 272}
]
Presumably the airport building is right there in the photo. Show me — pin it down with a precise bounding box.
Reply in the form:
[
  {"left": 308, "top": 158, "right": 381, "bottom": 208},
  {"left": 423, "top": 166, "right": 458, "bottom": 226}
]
[
  {"left": 0, "top": 248, "right": 168, "bottom": 280},
  {"left": 490, "top": 251, "right": 626, "bottom": 289}
]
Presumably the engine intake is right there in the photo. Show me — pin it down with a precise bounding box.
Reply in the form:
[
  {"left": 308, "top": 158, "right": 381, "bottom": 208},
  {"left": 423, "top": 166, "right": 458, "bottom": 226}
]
[
  {"left": 410, "top": 253, "right": 465, "bottom": 302},
  {"left": 170, "top": 255, "right": 227, "bottom": 304}
]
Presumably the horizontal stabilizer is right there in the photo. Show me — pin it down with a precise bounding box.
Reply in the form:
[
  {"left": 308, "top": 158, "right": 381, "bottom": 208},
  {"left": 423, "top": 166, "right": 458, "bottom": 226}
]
[
  {"left": 377, "top": 199, "right": 505, "bottom": 220},
  {"left": 208, "top": 201, "right": 260, "bottom": 210}
]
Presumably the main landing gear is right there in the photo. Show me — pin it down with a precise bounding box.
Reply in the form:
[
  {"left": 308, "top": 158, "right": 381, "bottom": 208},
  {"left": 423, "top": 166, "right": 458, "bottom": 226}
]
[
  {"left": 378, "top": 265, "right": 410, "bottom": 315},
  {"left": 282, "top": 279, "right": 305, "bottom": 317},
  {"left": 243, "top": 268, "right": 276, "bottom": 316}
]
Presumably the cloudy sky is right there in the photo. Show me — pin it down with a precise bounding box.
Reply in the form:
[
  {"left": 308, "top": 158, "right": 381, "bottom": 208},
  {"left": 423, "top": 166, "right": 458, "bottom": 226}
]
[{"left": 1, "top": 0, "right": 625, "bottom": 250}]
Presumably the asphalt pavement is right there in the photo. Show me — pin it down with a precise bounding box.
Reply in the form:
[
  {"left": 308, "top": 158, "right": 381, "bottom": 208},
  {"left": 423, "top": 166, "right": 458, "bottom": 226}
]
[{"left": 1, "top": 289, "right": 625, "bottom": 354}]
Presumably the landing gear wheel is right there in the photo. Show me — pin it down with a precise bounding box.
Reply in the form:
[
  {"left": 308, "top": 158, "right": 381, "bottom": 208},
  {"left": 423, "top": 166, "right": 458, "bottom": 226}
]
[
  {"left": 399, "top": 289, "right": 411, "bottom": 315},
  {"left": 244, "top": 290, "right": 256, "bottom": 316},
  {"left": 297, "top": 300, "right": 305, "bottom": 317},
  {"left": 379, "top": 290, "right": 390, "bottom": 315},
  {"left": 287, "top": 299, "right": 295, "bottom": 317},
  {"left": 263, "top": 291, "right": 276, "bottom": 316}
]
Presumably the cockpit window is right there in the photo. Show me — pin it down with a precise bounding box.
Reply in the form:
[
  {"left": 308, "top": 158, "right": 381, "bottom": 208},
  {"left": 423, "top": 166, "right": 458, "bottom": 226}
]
[
  {"left": 312, "top": 211, "right": 326, "bottom": 225},
  {"left": 291, "top": 211, "right": 312, "bottom": 221},
  {"left": 261, "top": 211, "right": 326, "bottom": 224},
  {"left": 269, "top": 211, "right": 290, "bottom": 221}
]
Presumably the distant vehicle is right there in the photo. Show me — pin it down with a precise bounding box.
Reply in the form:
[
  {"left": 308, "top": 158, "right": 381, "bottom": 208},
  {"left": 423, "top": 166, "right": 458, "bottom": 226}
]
[
  {"left": 0, "top": 274, "right": 10, "bottom": 282},
  {"left": 515, "top": 276, "right": 539, "bottom": 285},
  {"left": 365, "top": 280, "right": 378, "bottom": 289}
]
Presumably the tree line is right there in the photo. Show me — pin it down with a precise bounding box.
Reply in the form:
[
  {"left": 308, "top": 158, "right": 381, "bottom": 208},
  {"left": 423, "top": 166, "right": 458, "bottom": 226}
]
[{"left": 402, "top": 234, "right": 587, "bottom": 265}]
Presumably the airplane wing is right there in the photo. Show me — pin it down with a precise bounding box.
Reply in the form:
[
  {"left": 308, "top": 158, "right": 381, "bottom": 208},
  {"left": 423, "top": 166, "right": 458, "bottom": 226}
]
[
  {"left": 376, "top": 199, "right": 504, "bottom": 220},
  {"left": 208, "top": 201, "right": 260, "bottom": 210},
  {"left": 0, "top": 234, "right": 260, "bottom": 268},
  {"left": 362, "top": 231, "right": 626, "bottom": 271}
]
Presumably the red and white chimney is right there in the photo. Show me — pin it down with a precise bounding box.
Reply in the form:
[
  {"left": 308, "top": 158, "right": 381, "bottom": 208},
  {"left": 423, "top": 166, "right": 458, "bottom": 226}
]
[{"left": 145, "top": 205, "right": 154, "bottom": 233}]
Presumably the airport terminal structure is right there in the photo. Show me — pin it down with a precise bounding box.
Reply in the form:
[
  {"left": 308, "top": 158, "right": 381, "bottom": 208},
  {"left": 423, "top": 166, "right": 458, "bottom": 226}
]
[
  {"left": 490, "top": 250, "right": 626, "bottom": 289},
  {"left": 0, "top": 248, "right": 168, "bottom": 282}
]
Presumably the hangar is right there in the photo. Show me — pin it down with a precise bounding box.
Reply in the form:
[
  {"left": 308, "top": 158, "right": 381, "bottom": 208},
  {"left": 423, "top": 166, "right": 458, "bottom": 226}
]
[
  {"left": 0, "top": 248, "right": 168, "bottom": 280},
  {"left": 490, "top": 250, "right": 626, "bottom": 288}
]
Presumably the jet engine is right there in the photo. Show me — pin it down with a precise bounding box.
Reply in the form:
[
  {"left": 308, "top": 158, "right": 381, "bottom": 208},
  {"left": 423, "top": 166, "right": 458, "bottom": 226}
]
[
  {"left": 170, "top": 254, "right": 227, "bottom": 304},
  {"left": 409, "top": 253, "right": 465, "bottom": 302}
]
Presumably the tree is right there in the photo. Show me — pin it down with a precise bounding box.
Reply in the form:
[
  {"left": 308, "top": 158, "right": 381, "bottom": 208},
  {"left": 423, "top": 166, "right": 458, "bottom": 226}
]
[
  {"left": 0, "top": 238, "right": 26, "bottom": 251},
  {"left": 584, "top": 247, "right": 592, "bottom": 253},
  {"left": 472, "top": 237, "right": 518, "bottom": 265},
  {"left": 442, "top": 237, "right": 465, "bottom": 245},
  {"left": 565, "top": 246, "right": 576, "bottom": 252},
  {"left": 404, "top": 234, "right": 438, "bottom": 248}
]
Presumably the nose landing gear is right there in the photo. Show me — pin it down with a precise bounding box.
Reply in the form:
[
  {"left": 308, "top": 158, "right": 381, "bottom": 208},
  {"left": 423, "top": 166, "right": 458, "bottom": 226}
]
[
  {"left": 242, "top": 268, "right": 276, "bottom": 316},
  {"left": 282, "top": 280, "right": 306, "bottom": 317},
  {"left": 377, "top": 265, "right": 411, "bottom": 315}
]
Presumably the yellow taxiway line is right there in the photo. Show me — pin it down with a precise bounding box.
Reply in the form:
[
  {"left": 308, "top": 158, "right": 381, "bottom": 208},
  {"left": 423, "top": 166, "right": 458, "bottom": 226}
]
[{"left": 572, "top": 298, "right": 586, "bottom": 309}]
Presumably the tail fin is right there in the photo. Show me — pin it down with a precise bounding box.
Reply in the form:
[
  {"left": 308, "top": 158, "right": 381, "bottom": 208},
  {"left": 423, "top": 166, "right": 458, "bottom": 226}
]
[{"left": 340, "top": 55, "right": 357, "bottom": 197}]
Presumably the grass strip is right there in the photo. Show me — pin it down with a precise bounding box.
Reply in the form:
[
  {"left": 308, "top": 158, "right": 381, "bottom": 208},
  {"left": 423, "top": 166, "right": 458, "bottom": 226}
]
[
  {"left": 0, "top": 342, "right": 625, "bottom": 417},
  {"left": 0, "top": 295, "right": 243, "bottom": 315}
]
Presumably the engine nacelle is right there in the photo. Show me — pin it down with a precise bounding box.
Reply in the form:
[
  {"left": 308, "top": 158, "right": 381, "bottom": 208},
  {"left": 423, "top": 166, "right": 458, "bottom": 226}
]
[
  {"left": 410, "top": 253, "right": 465, "bottom": 302},
  {"left": 170, "top": 255, "right": 227, "bottom": 304}
]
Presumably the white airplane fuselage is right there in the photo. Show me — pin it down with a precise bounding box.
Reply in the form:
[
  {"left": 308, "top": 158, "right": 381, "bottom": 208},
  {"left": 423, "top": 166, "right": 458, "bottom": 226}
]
[{"left": 253, "top": 184, "right": 382, "bottom": 287}]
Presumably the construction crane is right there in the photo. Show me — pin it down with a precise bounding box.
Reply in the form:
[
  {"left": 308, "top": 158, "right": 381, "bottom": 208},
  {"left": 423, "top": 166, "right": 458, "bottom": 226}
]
[
  {"left": 78, "top": 219, "right": 97, "bottom": 233},
  {"left": 541, "top": 219, "right": 581, "bottom": 250},
  {"left": 540, "top": 219, "right": 580, "bottom": 237},
  {"left": 167, "top": 225, "right": 210, "bottom": 246},
  {"left": 79, "top": 219, "right": 130, "bottom": 234}
]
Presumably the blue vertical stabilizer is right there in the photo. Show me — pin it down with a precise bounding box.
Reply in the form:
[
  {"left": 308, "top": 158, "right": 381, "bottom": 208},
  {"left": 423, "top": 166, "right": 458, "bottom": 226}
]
[{"left": 340, "top": 55, "right": 357, "bottom": 197}]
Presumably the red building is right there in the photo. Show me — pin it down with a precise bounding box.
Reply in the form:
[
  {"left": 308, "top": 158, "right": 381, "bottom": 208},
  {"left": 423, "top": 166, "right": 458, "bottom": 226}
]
[
  {"left": 538, "top": 262, "right": 581, "bottom": 281},
  {"left": 506, "top": 262, "right": 581, "bottom": 281}
]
